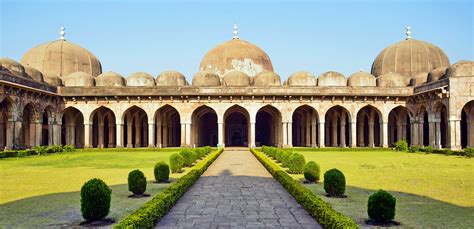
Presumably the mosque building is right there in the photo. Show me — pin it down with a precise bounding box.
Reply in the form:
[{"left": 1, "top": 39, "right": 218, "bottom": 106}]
[{"left": 0, "top": 25, "right": 473, "bottom": 150}]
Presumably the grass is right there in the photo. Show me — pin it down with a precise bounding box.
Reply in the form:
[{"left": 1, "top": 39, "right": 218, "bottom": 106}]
[
  {"left": 286, "top": 148, "right": 474, "bottom": 228},
  {"left": 0, "top": 148, "right": 189, "bottom": 227}
]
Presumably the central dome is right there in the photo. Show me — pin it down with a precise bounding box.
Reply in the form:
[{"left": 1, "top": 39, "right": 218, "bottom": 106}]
[{"left": 199, "top": 38, "right": 273, "bottom": 77}]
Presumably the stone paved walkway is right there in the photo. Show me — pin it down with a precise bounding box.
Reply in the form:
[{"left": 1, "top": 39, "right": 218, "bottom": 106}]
[{"left": 156, "top": 148, "right": 321, "bottom": 228}]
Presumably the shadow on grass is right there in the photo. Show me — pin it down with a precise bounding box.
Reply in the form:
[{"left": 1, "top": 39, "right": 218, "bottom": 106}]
[
  {"left": 304, "top": 182, "right": 474, "bottom": 228},
  {"left": 0, "top": 180, "right": 174, "bottom": 228}
]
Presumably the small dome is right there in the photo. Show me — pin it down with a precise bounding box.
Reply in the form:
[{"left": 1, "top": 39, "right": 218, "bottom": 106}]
[
  {"left": 24, "top": 66, "right": 44, "bottom": 82},
  {"left": 286, "top": 71, "right": 316, "bottom": 86},
  {"left": 410, "top": 72, "right": 428, "bottom": 86},
  {"left": 200, "top": 39, "right": 273, "bottom": 77},
  {"left": 442, "top": 61, "right": 474, "bottom": 79},
  {"left": 317, "top": 71, "right": 346, "bottom": 86},
  {"left": 192, "top": 70, "right": 221, "bottom": 86},
  {"left": 21, "top": 39, "right": 102, "bottom": 77},
  {"left": 427, "top": 66, "right": 448, "bottom": 82},
  {"left": 63, "top": 71, "right": 95, "bottom": 87},
  {"left": 96, "top": 71, "right": 125, "bottom": 87},
  {"left": 377, "top": 72, "right": 410, "bottom": 87},
  {"left": 127, "top": 72, "right": 155, "bottom": 86},
  {"left": 347, "top": 71, "right": 376, "bottom": 86},
  {"left": 253, "top": 70, "right": 281, "bottom": 86},
  {"left": 43, "top": 74, "right": 63, "bottom": 86},
  {"left": 0, "top": 58, "right": 27, "bottom": 77},
  {"left": 371, "top": 38, "right": 450, "bottom": 78},
  {"left": 223, "top": 70, "right": 250, "bottom": 86},
  {"left": 156, "top": 71, "right": 189, "bottom": 86}
]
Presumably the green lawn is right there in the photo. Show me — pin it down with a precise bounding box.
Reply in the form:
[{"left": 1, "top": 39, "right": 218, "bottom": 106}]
[
  {"left": 0, "top": 148, "right": 187, "bottom": 227},
  {"left": 288, "top": 148, "right": 474, "bottom": 228}
]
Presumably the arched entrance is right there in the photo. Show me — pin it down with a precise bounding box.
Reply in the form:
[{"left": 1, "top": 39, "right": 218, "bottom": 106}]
[
  {"left": 433, "top": 103, "right": 448, "bottom": 148},
  {"left": 388, "top": 106, "right": 411, "bottom": 146},
  {"left": 191, "top": 105, "right": 218, "bottom": 147},
  {"left": 256, "top": 105, "right": 282, "bottom": 147},
  {"left": 357, "top": 105, "right": 381, "bottom": 147},
  {"left": 61, "top": 107, "right": 84, "bottom": 148},
  {"left": 224, "top": 105, "right": 250, "bottom": 147},
  {"left": 91, "top": 107, "right": 116, "bottom": 148},
  {"left": 22, "top": 103, "right": 36, "bottom": 148},
  {"left": 155, "top": 105, "right": 180, "bottom": 147},
  {"left": 292, "top": 105, "right": 318, "bottom": 147},
  {"left": 461, "top": 100, "right": 474, "bottom": 148},
  {"left": 0, "top": 98, "right": 14, "bottom": 150},
  {"left": 325, "top": 106, "right": 351, "bottom": 147}
]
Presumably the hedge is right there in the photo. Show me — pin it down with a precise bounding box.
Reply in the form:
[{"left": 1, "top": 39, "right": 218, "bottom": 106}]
[
  {"left": 0, "top": 145, "right": 76, "bottom": 159},
  {"left": 250, "top": 148, "right": 359, "bottom": 228},
  {"left": 114, "top": 148, "right": 224, "bottom": 228}
]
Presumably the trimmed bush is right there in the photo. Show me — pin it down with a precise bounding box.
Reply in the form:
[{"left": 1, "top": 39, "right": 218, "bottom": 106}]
[
  {"left": 368, "top": 190, "right": 396, "bottom": 223},
  {"left": 180, "top": 149, "right": 195, "bottom": 167},
  {"left": 275, "top": 149, "right": 284, "bottom": 162},
  {"left": 128, "top": 170, "right": 147, "bottom": 195},
  {"left": 63, "top": 145, "right": 76, "bottom": 152},
  {"left": 17, "top": 150, "right": 30, "bottom": 157},
  {"left": 33, "top": 146, "right": 47, "bottom": 155},
  {"left": 408, "top": 145, "right": 420, "bottom": 153},
  {"left": 281, "top": 151, "right": 293, "bottom": 167},
  {"left": 464, "top": 147, "right": 473, "bottom": 158},
  {"left": 394, "top": 140, "right": 408, "bottom": 151},
  {"left": 421, "top": 146, "right": 433, "bottom": 153},
  {"left": 195, "top": 148, "right": 205, "bottom": 159},
  {"left": 81, "top": 178, "right": 112, "bottom": 222},
  {"left": 304, "top": 161, "right": 320, "bottom": 182},
  {"left": 288, "top": 153, "right": 306, "bottom": 174},
  {"left": 169, "top": 153, "right": 184, "bottom": 173},
  {"left": 154, "top": 162, "right": 170, "bottom": 182},
  {"left": 204, "top": 146, "right": 212, "bottom": 155},
  {"left": 324, "top": 169, "right": 346, "bottom": 197}
]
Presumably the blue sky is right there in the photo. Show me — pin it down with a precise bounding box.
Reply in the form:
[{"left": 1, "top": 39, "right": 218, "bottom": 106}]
[{"left": 1, "top": 0, "right": 472, "bottom": 81}]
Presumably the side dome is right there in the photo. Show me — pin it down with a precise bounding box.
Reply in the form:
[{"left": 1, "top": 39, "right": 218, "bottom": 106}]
[
  {"left": 127, "top": 72, "right": 155, "bottom": 86},
  {"left": 442, "top": 61, "right": 474, "bottom": 78},
  {"left": 254, "top": 70, "right": 281, "bottom": 86},
  {"left": 63, "top": 71, "right": 95, "bottom": 87},
  {"left": 287, "top": 71, "right": 316, "bottom": 86},
  {"left": 0, "top": 58, "right": 27, "bottom": 78},
  {"left": 96, "top": 71, "right": 125, "bottom": 87},
  {"left": 43, "top": 74, "right": 63, "bottom": 86},
  {"left": 376, "top": 72, "right": 410, "bottom": 87},
  {"left": 347, "top": 71, "right": 376, "bottom": 86},
  {"left": 410, "top": 72, "right": 428, "bottom": 86},
  {"left": 223, "top": 70, "right": 250, "bottom": 86},
  {"left": 199, "top": 39, "right": 273, "bottom": 77},
  {"left": 24, "top": 66, "right": 44, "bottom": 82},
  {"left": 371, "top": 36, "right": 450, "bottom": 79},
  {"left": 427, "top": 66, "right": 448, "bottom": 82},
  {"left": 317, "top": 71, "right": 346, "bottom": 86},
  {"left": 156, "top": 71, "right": 189, "bottom": 86},
  {"left": 192, "top": 70, "right": 221, "bottom": 87},
  {"left": 21, "top": 34, "right": 102, "bottom": 77}
]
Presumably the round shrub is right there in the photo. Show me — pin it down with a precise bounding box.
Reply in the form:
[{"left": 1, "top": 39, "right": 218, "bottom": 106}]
[
  {"left": 154, "top": 162, "right": 170, "bottom": 182},
  {"left": 180, "top": 149, "right": 195, "bottom": 167},
  {"left": 268, "top": 147, "right": 276, "bottom": 158},
  {"left": 204, "top": 146, "right": 212, "bottom": 155},
  {"left": 275, "top": 149, "right": 284, "bottom": 162},
  {"left": 194, "top": 148, "right": 204, "bottom": 159},
  {"left": 288, "top": 153, "right": 306, "bottom": 174},
  {"left": 128, "top": 169, "right": 147, "bottom": 195},
  {"left": 394, "top": 140, "right": 408, "bottom": 151},
  {"left": 368, "top": 190, "right": 396, "bottom": 223},
  {"left": 304, "top": 161, "right": 320, "bottom": 182},
  {"left": 80, "top": 178, "right": 112, "bottom": 222},
  {"left": 281, "top": 151, "right": 294, "bottom": 168},
  {"left": 170, "top": 153, "right": 184, "bottom": 173},
  {"left": 323, "top": 168, "right": 346, "bottom": 197}
]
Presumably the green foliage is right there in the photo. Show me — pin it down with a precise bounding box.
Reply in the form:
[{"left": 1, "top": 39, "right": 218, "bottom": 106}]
[
  {"left": 33, "top": 146, "right": 48, "bottom": 155},
  {"left": 394, "top": 140, "right": 408, "bottom": 151},
  {"left": 154, "top": 162, "right": 170, "bottom": 183},
  {"left": 463, "top": 147, "right": 473, "bottom": 158},
  {"left": 304, "top": 161, "right": 320, "bottom": 182},
  {"left": 421, "top": 146, "right": 433, "bottom": 153},
  {"left": 128, "top": 170, "right": 147, "bottom": 195},
  {"left": 275, "top": 149, "right": 284, "bottom": 162},
  {"left": 115, "top": 148, "right": 223, "bottom": 228},
  {"left": 80, "top": 178, "right": 112, "bottom": 222},
  {"left": 203, "top": 146, "right": 212, "bottom": 155},
  {"left": 324, "top": 169, "right": 346, "bottom": 197},
  {"left": 62, "top": 145, "right": 76, "bottom": 152},
  {"left": 179, "top": 149, "right": 195, "bottom": 167},
  {"left": 195, "top": 148, "right": 205, "bottom": 159},
  {"left": 169, "top": 153, "right": 184, "bottom": 173},
  {"left": 408, "top": 146, "right": 420, "bottom": 153},
  {"left": 281, "top": 151, "right": 293, "bottom": 167},
  {"left": 368, "top": 190, "right": 396, "bottom": 223},
  {"left": 250, "top": 149, "right": 358, "bottom": 228},
  {"left": 288, "top": 153, "right": 306, "bottom": 174}
]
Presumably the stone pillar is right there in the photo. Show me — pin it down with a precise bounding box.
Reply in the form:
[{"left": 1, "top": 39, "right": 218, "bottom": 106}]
[
  {"left": 127, "top": 122, "right": 133, "bottom": 148},
  {"left": 382, "top": 122, "right": 388, "bottom": 148},
  {"left": 419, "top": 122, "right": 425, "bottom": 146},
  {"left": 282, "top": 122, "right": 288, "bottom": 147},
  {"left": 162, "top": 125, "right": 168, "bottom": 147},
  {"left": 48, "top": 122, "right": 53, "bottom": 146},
  {"left": 411, "top": 123, "right": 418, "bottom": 146},
  {"left": 250, "top": 122, "right": 256, "bottom": 148},
  {"left": 148, "top": 123, "right": 155, "bottom": 147},
  {"left": 29, "top": 122, "right": 35, "bottom": 147},
  {"left": 368, "top": 122, "right": 375, "bottom": 147},
  {"left": 331, "top": 119, "right": 338, "bottom": 147},
  {"left": 468, "top": 121, "right": 474, "bottom": 147},
  {"left": 84, "top": 123, "right": 92, "bottom": 148},
  {"left": 0, "top": 121, "right": 4, "bottom": 149},
  {"left": 54, "top": 123, "right": 62, "bottom": 145},
  {"left": 5, "top": 120, "right": 15, "bottom": 150},
  {"left": 435, "top": 121, "right": 441, "bottom": 149},
  {"left": 180, "top": 123, "right": 186, "bottom": 147},
  {"left": 340, "top": 121, "right": 346, "bottom": 147},
  {"left": 287, "top": 122, "right": 293, "bottom": 147},
  {"left": 350, "top": 121, "right": 357, "bottom": 148},
  {"left": 305, "top": 118, "right": 311, "bottom": 147},
  {"left": 218, "top": 122, "right": 224, "bottom": 148},
  {"left": 396, "top": 124, "right": 403, "bottom": 141},
  {"left": 135, "top": 121, "right": 141, "bottom": 148},
  {"left": 429, "top": 122, "right": 436, "bottom": 147},
  {"left": 108, "top": 124, "right": 115, "bottom": 148},
  {"left": 319, "top": 122, "right": 325, "bottom": 148},
  {"left": 311, "top": 122, "right": 317, "bottom": 147},
  {"left": 35, "top": 121, "right": 42, "bottom": 146},
  {"left": 98, "top": 122, "right": 104, "bottom": 148},
  {"left": 116, "top": 123, "right": 123, "bottom": 147},
  {"left": 358, "top": 122, "right": 364, "bottom": 146},
  {"left": 156, "top": 123, "right": 162, "bottom": 148},
  {"left": 185, "top": 123, "right": 191, "bottom": 147}
]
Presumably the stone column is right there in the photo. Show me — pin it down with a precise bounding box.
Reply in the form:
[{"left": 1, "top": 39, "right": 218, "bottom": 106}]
[
  {"left": 29, "top": 122, "right": 35, "bottom": 147},
  {"left": 84, "top": 123, "right": 92, "bottom": 148},
  {"left": 162, "top": 125, "right": 168, "bottom": 147},
  {"left": 98, "top": 122, "right": 104, "bottom": 148},
  {"left": 116, "top": 123, "right": 123, "bottom": 147},
  {"left": 358, "top": 122, "right": 364, "bottom": 146},
  {"left": 305, "top": 118, "right": 311, "bottom": 147},
  {"left": 435, "top": 121, "right": 441, "bottom": 149},
  {"left": 282, "top": 122, "right": 288, "bottom": 147},
  {"left": 319, "top": 122, "right": 325, "bottom": 148},
  {"left": 218, "top": 122, "right": 224, "bottom": 148},
  {"left": 148, "top": 123, "right": 155, "bottom": 147},
  {"left": 468, "top": 121, "right": 474, "bottom": 147},
  {"left": 419, "top": 122, "right": 425, "bottom": 146},
  {"left": 156, "top": 123, "right": 162, "bottom": 148},
  {"left": 340, "top": 121, "right": 346, "bottom": 147},
  {"left": 396, "top": 124, "right": 403, "bottom": 141},
  {"left": 429, "top": 122, "right": 436, "bottom": 147},
  {"left": 185, "top": 123, "right": 191, "bottom": 147},
  {"left": 0, "top": 121, "right": 4, "bottom": 149},
  {"left": 135, "top": 121, "right": 141, "bottom": 148},
  {"left": 127, "top": 122, "right": 133, "bottom": 148},
  {"left": 311, "top": 122, "right": 317, "bottom": 147},
  {"left": 180, "top": 123, "right": 186, "bottom": 147},
  {"left": 382, "top": 122, "right": 388, "bottom": 148},
  {"left": 368, "top": 122, "right": 375, "bottom": 147},
  {"left": 35, "top": 121, "right": 42, "bottom": 146},
  {"left": 287, "top": 122, "right": 293, "bottom": 147},
  {"left": 5, "top": 120, "right": 15, "bottom": 150},
  {"left": 250, "top": 122, "right": 256, "bottom": 148},
  {"left": 332, "top": 119, "right": 338, "bottom": 147},
  {"left": 108, "top": 124, "right": 115, "bottom": 148},
  {"left": 350, "top": 121, "right": 357, "bottom": 148},
  {"left": 47, "top": 122, "right": 53, "bottom": 146},
  {"left": 411, "top": 123, "right": 418, "bottom": 146},
  {"left": 54, "top": 123, "right": 61, "bottom": 145}
]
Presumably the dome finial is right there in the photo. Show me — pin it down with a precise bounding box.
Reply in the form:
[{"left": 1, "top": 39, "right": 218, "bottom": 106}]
[
  {"left": 232, "top": 24, "right": 239, "bottom": 40},
  {"left": 60, "top": 26, "right": 66, "bottom": 40},
  {"left": 405, "top": 26, "right": 412, "bottom": 40}
]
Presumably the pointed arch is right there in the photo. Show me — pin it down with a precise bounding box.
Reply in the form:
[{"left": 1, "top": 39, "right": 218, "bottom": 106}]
[
  {"left": 155, "top": 104, "right": 181, "bottom": 148},
  {"left": 0, "top": 97, "right": 16, "bottom": 150},
  {"left": 90, "top": 106, "right": 116, "bottom": 148},
  {"left": 356, "top": 105, "right": 382, "bottom": 147},
  {"left": 257, "top": 105, "right": 282, "bottom": 147},
  {"left": 121, "top": 105, "right": 148, "bottom": 148},
  {"left": 461, "top": 100, "right": 474, "bottom": 148},
  {"left": 191, "top": 105, "right": 218, "bottom": 147},
  {"left": 224, "top": 105, "right": 250, "bottom": 147},
  {"left": 325, "top": 105, "right": 351, "bottom": 147},
  {"left": 21, "top": 103, "right": 37, "bottom": 148},
  {"left": 292, "top": 105, "right": 318, "bottom": 147},
  {"left": 61, "top": 107, "right": 84, "bottom": 148}
]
